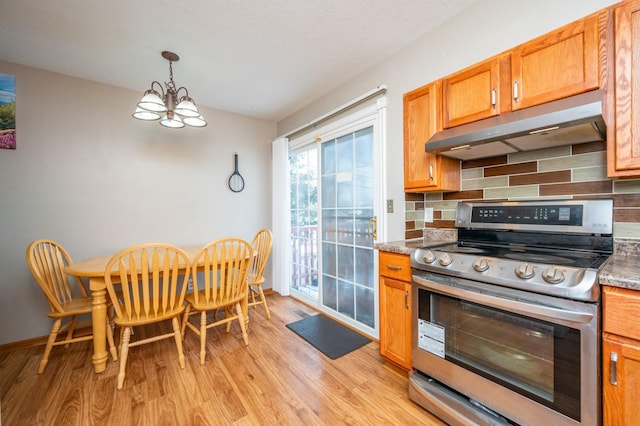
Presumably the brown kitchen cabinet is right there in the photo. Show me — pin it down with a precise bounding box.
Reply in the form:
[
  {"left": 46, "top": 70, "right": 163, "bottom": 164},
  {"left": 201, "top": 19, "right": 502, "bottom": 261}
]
[
  {"left": 609, "top": 0, "right": 640, "bottom": 177},
  {"left": 510, "top": 14, "right": 600, "bottom": 111},
  {"left": 602, "top": 286, "right": 640, "bottom": 425},
  {"left": 378, "top": 251, "right": 412, "bottom": 370},
  {"left": 441, "top": 14, "right": 601, "bottom": 129},
  {"left": 442, "top": 55, "right": 510, "bottom": 128},
  {"left": 403, "top": 82, "right": 460, "bottom": 193}
]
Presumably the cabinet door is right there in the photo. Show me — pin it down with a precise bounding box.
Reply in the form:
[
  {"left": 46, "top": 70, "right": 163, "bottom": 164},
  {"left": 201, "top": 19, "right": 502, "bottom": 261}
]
[
  {"left": 442, "top": 57, "right": 501, "bottom": 128},
  {"left": 603, "top": 334, "right": 640, "bottom": 426},
  {"left": 403, "top": 82, "right": 460, "bottom": 192},
  {"left": 379, "top": 275, "right": 411, "bottom": 370},
  {"left": 511, "top": 15, "right": 600, "bottom": 110},
  {"left": 611, "top": 0, "right": 640, "bottom": 175}
]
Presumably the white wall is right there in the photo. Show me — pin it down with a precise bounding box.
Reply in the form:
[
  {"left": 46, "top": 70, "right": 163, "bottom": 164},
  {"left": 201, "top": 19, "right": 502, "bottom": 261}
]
[
  {"left": 0, "top": 60, "right": 276, "bottom": 345},
  {"left": 277, "top": 0, "right": 620, "bottom": 242}
]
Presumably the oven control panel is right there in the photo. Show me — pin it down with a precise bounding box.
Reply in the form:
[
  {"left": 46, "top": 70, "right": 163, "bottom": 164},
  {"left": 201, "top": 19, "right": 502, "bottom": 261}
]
[
  {"left": 456, "top": 199, "right": 613, "bottom": 234},
  {"left": 471, "top": 205, "right": 583, "bottom": 226}
]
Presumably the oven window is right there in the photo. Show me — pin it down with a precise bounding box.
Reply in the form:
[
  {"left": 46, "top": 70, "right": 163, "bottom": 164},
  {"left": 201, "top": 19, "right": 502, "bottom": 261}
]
[{"left": 418, "top": 289, "right": 581, "bottom": 421}]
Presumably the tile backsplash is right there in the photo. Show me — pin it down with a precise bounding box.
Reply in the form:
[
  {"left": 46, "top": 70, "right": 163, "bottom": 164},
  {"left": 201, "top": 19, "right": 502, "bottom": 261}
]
[{"left": 405, "top": 141, "right": 640, "bottom": 240}]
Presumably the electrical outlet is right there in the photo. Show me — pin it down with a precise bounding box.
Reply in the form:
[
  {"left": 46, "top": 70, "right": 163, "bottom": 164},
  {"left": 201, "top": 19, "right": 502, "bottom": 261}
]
[
  {"left": 386, "top": 199, "right": 394, "bottom": 213},
  {"left": 187, "top": 278, "right": 193, "bottom": 291},
  {"left": 424, "top": 207, "right": 434, "bottom": 223}
]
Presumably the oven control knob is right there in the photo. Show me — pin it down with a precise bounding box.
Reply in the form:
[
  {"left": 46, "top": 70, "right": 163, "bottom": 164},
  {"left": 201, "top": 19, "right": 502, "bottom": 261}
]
[
  {"left": 439, "top": 253, "right": 453, "bottom": 266},
  {"left": 422, "top": 251, "right": 436, "bottom": 264},
  {"left": 472, "top": 258, "right": 489, "bottom": 272},
  {"left": 515, "top": 263, "right": 535, "bottom": 279},
  {"left": 542, "top": 267, "right": 565, "bottom": 284}
]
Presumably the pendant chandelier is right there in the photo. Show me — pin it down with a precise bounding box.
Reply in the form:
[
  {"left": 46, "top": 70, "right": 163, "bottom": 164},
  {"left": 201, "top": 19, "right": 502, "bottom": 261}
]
[{"left": 132, "top": 51, "right": 207, "bottom": 128}]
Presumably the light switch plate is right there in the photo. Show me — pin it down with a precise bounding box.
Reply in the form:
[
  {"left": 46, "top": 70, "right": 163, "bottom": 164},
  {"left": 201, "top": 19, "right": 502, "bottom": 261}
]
[
  {"left": 386, "top": 199, "right": 394, "bottom": 213},
  {"left": 424, "top": 207, "right": 434, "bottom": 222}
]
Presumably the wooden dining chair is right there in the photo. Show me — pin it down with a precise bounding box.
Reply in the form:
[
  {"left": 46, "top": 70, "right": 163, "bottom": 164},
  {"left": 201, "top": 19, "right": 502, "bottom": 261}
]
[
  {"left": 247, "top": 228, "right": 273, "bottom": 320},
  {"left": 182, "top": 238, "right": 253, "bottom": 364},
  {"left": 26, "top": 239, "right": 117, "bottom": 374},
  {"left": 104, "top": 243, "right": 190, "bottom": 389}
]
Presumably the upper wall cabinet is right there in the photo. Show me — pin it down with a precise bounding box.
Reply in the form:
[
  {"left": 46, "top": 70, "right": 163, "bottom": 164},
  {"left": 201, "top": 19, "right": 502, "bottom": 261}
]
[
  {"left": 441, "top": 15, "right": 601, "bottom": 129},
  {"left": 511, "top": 15, "right": 600, "bottom": 110},
  {"left": 442, "top": 55, "right": 510, "bottom": 129},
  {"left": 610, "top": 0, "right": 640, "bottom": 177},
  {"left": 403, "top": 82, "right": 460, "bottom": 192}
]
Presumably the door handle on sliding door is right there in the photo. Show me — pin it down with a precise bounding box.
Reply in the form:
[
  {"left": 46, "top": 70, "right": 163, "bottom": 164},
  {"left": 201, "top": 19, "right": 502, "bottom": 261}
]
[{"left": 367, "top": 216, "right": 377, "bottom": 240}]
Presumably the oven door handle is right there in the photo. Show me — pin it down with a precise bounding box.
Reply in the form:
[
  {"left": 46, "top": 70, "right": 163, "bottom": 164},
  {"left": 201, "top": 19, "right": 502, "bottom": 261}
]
[{"left": 414, "top": 276, "right": 594, "bottom": 325}]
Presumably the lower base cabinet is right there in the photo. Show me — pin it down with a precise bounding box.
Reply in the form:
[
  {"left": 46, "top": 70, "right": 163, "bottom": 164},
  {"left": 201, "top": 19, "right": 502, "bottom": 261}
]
[
  {"left": 602, "top": 286, "right": 640, "bottom": 425},
  {"left": 378, "top": 251, "right": 412, "bottom": 370}
]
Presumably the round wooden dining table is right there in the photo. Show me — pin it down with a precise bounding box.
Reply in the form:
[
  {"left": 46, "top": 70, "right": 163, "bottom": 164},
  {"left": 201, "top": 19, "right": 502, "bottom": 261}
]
[{"left": 64, "top": 246, "right": 250, "bottom": 373}]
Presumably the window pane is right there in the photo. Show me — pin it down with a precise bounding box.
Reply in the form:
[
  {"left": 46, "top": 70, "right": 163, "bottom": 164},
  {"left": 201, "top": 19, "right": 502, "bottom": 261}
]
[
  {"left": 355, "top": 247, "right": 374, "bottom": 287},
  {"left": 322, "top": 175, "right": 336, "bottom": 208},
  {"left": 337, "top": 279, "right": 355, "bottom": 319},
  {"left": 323, "top": 275, "right": 337, "bottom": 310},
  {"left": 337, "top": 134, "right": 353, "bottom": 172},
  {"left": 322, "top": 209, "right": 337, "bottom": 242},
  {"left": 355, "top": 168, "right": 373, "bottom": 208},
  {"left": 354, "top": 208, "right": 373, "bottom": 247},
  {"left": 337, "top": 244, "right": 354, "bottom": 281},
  {"left": 322, "top": 242, "right": 336, "bottom": 276},
  {"left": 322, "top": 139, "right": 335, "bottom": 175},
  {"left": 356, "top": 285, "right": 375, "bottom": 327},
  {"left": 336, "top": 209, "right": 354, "bottom": 245},
  {"left": 337, "top": 171, "right": 353, "bottom": 208},
  {"left": 355, "top": 127, "right": 373, "bottom": 168}
]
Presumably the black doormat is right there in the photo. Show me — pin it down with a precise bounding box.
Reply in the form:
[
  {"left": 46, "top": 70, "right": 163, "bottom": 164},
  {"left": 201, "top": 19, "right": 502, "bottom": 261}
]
[{"left": 286, "top": 314, "right": 371, "bottom": 360}]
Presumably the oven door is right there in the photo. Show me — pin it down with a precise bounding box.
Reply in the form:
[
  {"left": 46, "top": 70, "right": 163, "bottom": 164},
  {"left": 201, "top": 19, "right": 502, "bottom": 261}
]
[{"left": 411, "top": 271, "right": 600, "bottom": 426}]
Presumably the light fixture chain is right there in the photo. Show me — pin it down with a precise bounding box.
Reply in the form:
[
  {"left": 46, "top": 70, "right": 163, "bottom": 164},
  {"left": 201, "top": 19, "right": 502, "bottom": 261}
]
[{"left": 166, "top": 61, "right": 176, "bottom": 92}]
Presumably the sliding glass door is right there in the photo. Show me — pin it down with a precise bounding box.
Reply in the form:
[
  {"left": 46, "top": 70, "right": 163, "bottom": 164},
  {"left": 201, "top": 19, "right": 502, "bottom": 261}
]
[
  {"left": 320, "top": 127, "right": 375, "bottom": 328},
  {"left": 289, "top": 101, "right": 384, "bottom": 337}
]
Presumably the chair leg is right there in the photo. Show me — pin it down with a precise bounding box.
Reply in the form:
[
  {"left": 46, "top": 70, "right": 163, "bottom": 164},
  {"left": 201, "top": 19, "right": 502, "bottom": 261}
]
[
  {"left": 225, "top": 306, "right": 233, "bottom": 332},
  {"left": 236, "top": 302, "right": 249, "bottom": 346},
  {"left": 172, "top": 317, "right": 186, "bottom": 369},
  {"left": 117, "top": 327, "right": 132, "bottom": 389},
  {"left": 38, "top": 319, "right": 62, "bottom": 374},
  {"left": 257, "top": 285, "right": 271, "bottom": 320},
  {"left": 106, "top": 320, "right": 118, "bottom": 361},
  {"left": 181, "top": 305, "right": 191, "bottom": 338},
  {"left": 199, "top": 311, "right": 207, "bottom": 365},
  {"left": 64, "top": 315, "right": 78, "bottom": 348},
  {"left": 250, "top": 287, "right": 257, "bottom": 307}
]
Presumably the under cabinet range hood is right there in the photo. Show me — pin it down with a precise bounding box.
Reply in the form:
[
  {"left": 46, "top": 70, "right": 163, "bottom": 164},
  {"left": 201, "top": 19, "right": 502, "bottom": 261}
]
[{"left": 426, "top": 89, "right": 606, "bottom": 161}]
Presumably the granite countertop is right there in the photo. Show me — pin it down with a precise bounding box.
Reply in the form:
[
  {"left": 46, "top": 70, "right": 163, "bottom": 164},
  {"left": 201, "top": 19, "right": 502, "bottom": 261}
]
[
  {"left": 376, "top": 237, "right": 640, "bottom": 291},
  {"left": 600, "top": 239, "right": 640, "bottom": 291},
  {"left": 374, "top": 239, "right": 425, "bottom": 255},
  {"left": 599, "top": 255, "right": 640, "bottom": 291}
]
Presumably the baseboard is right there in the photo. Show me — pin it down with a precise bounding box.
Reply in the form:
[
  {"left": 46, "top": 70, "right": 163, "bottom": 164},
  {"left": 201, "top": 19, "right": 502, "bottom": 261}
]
[{"left": 0, "top": 326, "right": 93, "bottom": 353}]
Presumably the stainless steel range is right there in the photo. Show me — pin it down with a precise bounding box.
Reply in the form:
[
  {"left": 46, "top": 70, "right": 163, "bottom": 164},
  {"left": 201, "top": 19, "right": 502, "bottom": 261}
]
[{"left": 409, "top": 199, "right": 613, "bottom": 426}]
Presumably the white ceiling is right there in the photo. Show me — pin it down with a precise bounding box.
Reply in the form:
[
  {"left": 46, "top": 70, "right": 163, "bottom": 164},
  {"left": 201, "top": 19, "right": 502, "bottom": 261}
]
[{"left": 0, "top": 0, "right": 481, "bottom": 121}]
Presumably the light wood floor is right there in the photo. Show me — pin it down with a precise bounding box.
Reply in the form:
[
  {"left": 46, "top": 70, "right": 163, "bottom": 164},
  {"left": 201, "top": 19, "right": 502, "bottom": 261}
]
[{"left": 0, "top": 294, "right": 445, "bottom": 426}]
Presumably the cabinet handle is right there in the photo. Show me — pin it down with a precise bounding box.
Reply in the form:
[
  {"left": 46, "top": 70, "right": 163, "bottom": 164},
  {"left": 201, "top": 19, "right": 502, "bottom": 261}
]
[
  {"left": 405, "top": 290, "right": 409, "bottom": 309},
  {"left": 429, "top": 164, "right": 434, "bottom": 181},
  {"left": 491, "top": 88, "right": 496, "bottom": 108},
  {"left": 386, "top": 265, "right": 402, "bottom": 271},
  {"left": 610, "top": 352, "right": 618, "bottom": 386},
  {"left": 513, "top": 80, "right": 519, "bottom": 103}
]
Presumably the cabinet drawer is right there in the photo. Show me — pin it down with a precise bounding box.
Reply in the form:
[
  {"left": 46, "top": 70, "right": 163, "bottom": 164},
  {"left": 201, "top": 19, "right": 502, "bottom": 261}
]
[
  {"left": 379, "top": 252, "right": 411, "bottom": 281},
  {"left": 603, "top": 286, "right": 640, "bottom": 340}
]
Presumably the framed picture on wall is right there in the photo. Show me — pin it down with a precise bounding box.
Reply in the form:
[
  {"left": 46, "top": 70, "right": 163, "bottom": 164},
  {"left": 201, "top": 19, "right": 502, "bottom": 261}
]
[{"left": 0, "top": 73, "right": 16, "bottom": 150}]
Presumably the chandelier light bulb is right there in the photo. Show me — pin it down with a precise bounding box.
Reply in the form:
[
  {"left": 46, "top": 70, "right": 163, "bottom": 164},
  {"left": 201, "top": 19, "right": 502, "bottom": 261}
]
[
  {"left": 132, "top": 107, "right": 161, "bottom": 121},
  {"left": 160, "top": 111, "right": 185, "bottom": 129}
]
